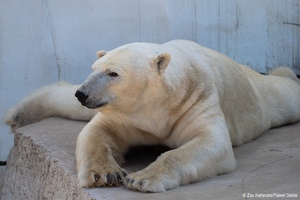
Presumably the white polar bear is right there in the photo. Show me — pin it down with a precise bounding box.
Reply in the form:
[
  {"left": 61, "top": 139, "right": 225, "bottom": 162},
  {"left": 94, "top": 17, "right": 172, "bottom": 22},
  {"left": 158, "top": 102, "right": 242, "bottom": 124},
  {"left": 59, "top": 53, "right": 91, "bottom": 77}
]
[{"left": 5, "top": 40, "right": 300, "bottom": 192}]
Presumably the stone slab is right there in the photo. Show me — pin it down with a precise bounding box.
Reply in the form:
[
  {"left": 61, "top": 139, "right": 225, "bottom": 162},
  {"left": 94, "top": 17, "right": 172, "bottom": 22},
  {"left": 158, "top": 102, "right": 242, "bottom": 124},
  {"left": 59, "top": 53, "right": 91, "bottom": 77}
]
[
  {"left": 0, "top": 166, "right": 6, "bottom": 199},
  {"left": 1, "top": 118, "right": 300, "bottom": 200}
]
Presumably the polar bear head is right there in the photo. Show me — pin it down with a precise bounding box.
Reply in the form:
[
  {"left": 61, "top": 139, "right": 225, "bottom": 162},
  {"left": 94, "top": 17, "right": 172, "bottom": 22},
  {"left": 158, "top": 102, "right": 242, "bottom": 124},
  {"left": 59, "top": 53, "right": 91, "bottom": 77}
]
[{"left": 75, "top": 44, "right": 171, "bottom": 112}]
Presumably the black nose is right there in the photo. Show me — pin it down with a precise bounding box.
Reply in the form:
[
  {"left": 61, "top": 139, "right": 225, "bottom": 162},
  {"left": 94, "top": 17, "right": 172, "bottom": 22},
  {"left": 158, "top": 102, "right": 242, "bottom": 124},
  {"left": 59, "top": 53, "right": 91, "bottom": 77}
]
[{"left": 75, "top": 90, "right": 89, "bottom": 105}]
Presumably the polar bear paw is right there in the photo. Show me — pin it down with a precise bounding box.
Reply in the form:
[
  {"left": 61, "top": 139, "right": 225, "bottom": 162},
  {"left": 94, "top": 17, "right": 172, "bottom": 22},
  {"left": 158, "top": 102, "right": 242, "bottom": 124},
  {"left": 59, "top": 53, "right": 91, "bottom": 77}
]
[
  {"left": 124, "top": 167, "right": 180, "bottom": 192},
  {"left": 4, "top": 103, "right": 46, "bottom": 130},
  {"left": 78, "top": 163, "right": 127, "bottom": 188},
  {"left": 4, "top": 107, "right": 31, "bottom": 130}
]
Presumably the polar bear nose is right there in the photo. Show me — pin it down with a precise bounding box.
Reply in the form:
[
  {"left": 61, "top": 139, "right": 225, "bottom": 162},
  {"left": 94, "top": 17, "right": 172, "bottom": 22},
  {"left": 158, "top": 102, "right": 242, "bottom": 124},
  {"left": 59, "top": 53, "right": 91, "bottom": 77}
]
[{"left": 75, "top": 90, "right": 89, "bottom": 105}]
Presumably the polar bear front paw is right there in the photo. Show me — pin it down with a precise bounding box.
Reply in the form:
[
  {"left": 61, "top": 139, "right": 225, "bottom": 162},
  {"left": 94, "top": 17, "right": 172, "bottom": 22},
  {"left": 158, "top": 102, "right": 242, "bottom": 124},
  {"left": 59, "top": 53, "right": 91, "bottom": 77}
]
[
  {"left": 124, "top": 167, "right": 180, "bottom": 192},
  {"left": 78, "top": 163, "right": 127, "bottom": 188}
]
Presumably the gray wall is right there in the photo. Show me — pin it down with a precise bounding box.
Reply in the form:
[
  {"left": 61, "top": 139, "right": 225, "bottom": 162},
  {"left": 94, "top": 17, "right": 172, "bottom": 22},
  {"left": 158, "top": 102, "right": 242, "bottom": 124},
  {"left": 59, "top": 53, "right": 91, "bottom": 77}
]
[{"left": 0, "top": 0, "right": 299, "bottom": 160}]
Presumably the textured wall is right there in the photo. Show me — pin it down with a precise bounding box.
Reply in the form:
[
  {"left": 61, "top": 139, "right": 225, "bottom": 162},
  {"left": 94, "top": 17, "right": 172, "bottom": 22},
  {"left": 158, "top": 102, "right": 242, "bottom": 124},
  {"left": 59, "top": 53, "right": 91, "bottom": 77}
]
[{"left": 0, "top": 0, "right": 299, "bottom": 160}]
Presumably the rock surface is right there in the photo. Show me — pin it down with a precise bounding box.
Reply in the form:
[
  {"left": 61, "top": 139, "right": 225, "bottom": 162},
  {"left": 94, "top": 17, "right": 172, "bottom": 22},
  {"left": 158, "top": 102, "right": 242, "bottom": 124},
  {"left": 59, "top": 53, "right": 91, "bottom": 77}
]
[
  {"left": 0, "top": 166, "right": 6, "bottom": 198},
  {"left": 1, "top": 117, "right": 300, "bottom": 200}
]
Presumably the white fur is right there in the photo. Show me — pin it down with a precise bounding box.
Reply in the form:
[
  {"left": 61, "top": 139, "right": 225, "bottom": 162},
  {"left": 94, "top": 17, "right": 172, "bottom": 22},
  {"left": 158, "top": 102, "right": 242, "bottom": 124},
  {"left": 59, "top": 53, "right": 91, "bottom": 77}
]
[
  {"left": 5, "top": 82, "right": 97, "bottom": 130},
  {"left": 5, "top": 40, "right": 300, "bottom": 192}
]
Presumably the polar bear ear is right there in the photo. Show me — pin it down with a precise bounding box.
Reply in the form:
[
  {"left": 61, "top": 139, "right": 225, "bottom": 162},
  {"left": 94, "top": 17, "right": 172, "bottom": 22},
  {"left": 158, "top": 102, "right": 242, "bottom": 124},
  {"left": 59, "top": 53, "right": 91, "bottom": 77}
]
[
  {"left": 155, "top": 53, "right": 171, "bottom": 74},
  {"left": 96, "top": 50, "right": 107, "bottom": 58}
]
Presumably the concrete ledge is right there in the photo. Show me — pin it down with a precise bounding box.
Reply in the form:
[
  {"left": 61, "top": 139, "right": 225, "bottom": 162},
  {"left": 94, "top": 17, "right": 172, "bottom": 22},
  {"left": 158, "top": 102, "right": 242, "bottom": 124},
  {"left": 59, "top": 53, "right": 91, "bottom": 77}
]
[
  {"left": 0, "top": 166, "right": 6, "bottom": 199},
  {"left": 1, "top": 118, "right": 300, "bottom": 200}
]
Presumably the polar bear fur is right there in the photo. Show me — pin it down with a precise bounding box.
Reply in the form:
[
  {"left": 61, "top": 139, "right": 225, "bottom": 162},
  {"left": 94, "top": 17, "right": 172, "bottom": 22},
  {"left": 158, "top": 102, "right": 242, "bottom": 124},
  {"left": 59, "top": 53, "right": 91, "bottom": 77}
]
[{"left": 5, "top": 40, "right": 300, "bottom": 192}]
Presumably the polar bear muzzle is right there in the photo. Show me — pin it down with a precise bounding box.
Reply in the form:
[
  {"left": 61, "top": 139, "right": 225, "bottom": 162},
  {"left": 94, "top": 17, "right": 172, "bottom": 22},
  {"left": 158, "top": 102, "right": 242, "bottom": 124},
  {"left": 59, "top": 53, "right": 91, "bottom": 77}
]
[
  {"left": 75, "top": 90, "right": 89, "bottom": 105},
  {"left": 75, "top": 89, "right": 108, "bottom": 109}
]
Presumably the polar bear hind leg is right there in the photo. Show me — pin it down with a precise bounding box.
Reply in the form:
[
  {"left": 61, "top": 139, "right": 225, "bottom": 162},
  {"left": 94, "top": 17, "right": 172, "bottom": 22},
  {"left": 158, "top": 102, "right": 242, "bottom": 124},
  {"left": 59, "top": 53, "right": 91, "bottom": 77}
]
[
  {"left": 4, "top": 82, "right": 97, "bottom": 130},
  {"left": 270, "top": 67, "right": 299, "bottom": 83}
]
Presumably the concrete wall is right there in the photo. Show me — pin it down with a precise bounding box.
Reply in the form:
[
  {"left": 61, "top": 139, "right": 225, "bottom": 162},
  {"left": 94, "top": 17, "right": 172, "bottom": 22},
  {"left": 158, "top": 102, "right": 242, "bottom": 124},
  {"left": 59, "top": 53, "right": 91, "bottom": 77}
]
[{"left": 0, "top": 0, "right": 299, "bottom": 161}]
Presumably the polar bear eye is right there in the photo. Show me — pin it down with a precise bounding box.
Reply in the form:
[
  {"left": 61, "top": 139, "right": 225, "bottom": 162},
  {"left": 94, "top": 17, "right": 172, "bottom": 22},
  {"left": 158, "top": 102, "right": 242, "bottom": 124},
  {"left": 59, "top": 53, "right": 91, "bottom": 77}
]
[{"left": 108, "top": 72, "right": 119, "bottom": 77}]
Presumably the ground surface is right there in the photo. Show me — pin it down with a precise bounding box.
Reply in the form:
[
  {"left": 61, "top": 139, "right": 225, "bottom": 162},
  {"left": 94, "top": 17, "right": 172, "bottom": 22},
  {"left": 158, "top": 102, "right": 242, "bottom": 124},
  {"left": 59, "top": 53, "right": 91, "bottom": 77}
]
[{"left": 1, "top": 118, "right": 299, "bottom": 200}]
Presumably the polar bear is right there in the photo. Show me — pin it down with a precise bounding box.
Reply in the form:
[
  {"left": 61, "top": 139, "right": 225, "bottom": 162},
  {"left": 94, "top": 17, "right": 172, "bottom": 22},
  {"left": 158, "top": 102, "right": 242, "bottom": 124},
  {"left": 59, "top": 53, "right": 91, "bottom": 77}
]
[{"left": 5, "top": 40, "right": 300, "bottom": 192}]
